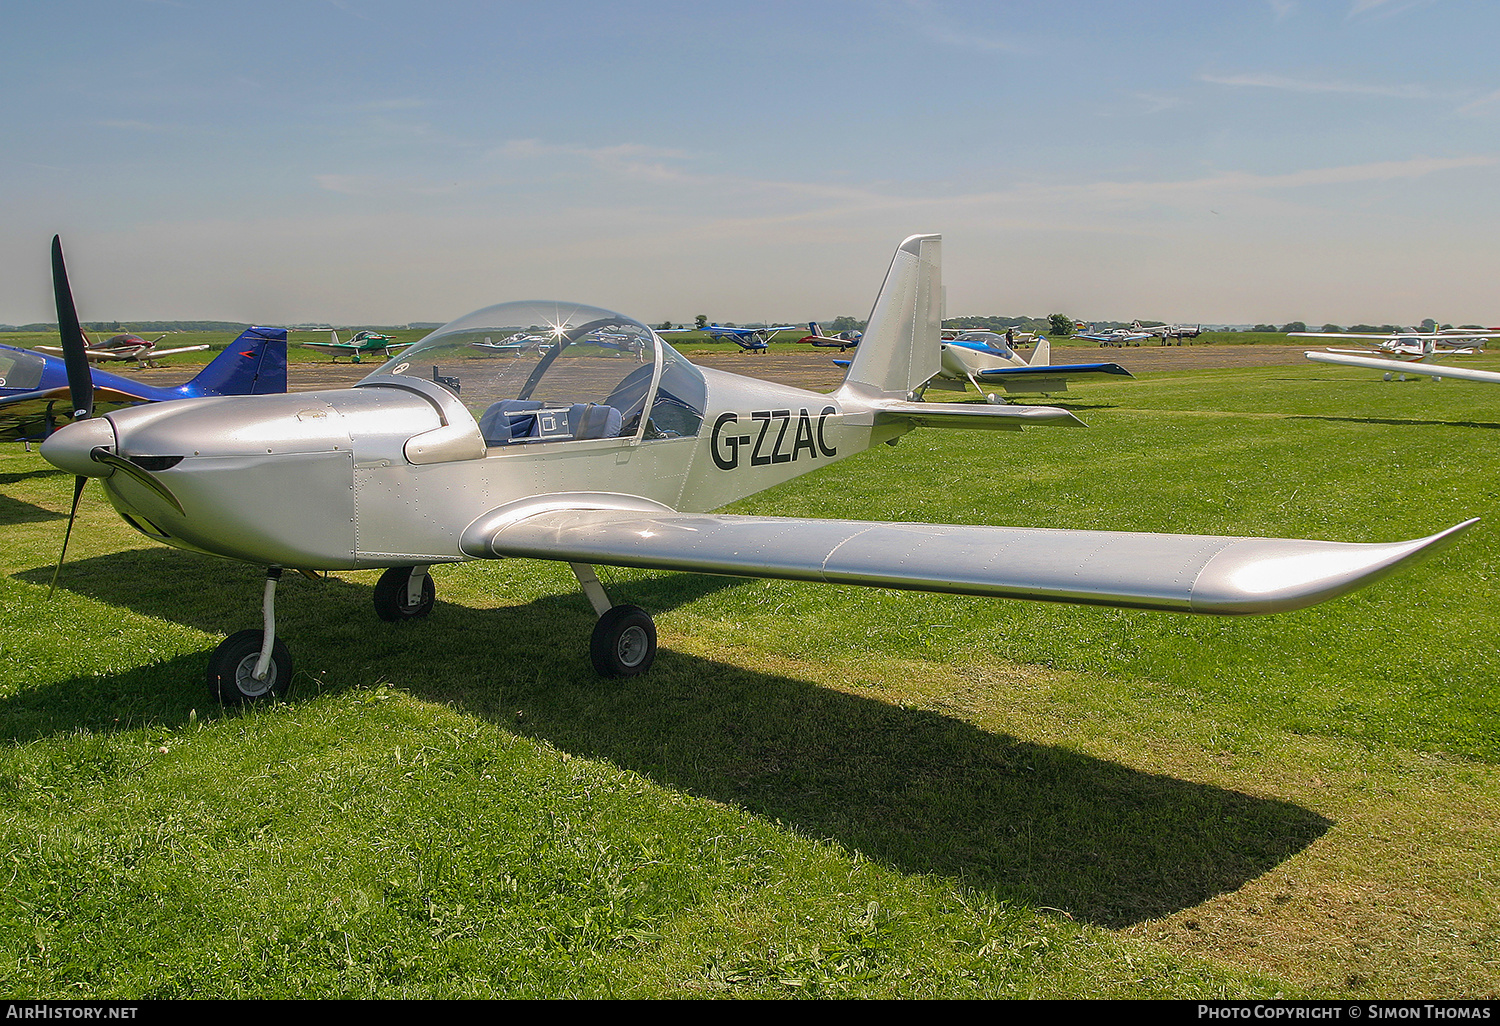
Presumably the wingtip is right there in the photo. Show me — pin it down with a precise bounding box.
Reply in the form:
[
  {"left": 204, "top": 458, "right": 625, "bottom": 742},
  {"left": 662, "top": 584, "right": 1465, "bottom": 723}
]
[{"left": 1189, "top": 519, "right": 1477, "bottom": 615}]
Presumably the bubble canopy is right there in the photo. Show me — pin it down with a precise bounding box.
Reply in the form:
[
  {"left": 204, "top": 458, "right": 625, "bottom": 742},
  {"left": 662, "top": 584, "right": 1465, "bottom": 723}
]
[{"left": 362, "top": 300, "right": 707, "bottom": 446}]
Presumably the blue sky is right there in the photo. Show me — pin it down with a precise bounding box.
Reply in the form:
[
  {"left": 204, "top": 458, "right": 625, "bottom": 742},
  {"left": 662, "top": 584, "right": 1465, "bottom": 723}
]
[{"left": 2, "top": 0, "right": 1497, "bottom": 326}]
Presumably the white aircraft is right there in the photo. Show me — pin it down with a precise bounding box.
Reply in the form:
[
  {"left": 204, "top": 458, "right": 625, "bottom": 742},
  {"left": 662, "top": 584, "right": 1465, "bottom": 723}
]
[
  {"left": 1290, "top": 329, "right": 1491, "bottom": 361},
  {"left": 37, "top": 330, "right": 209, "bottom": 369},
  {"left": 39, "top": 235, "right": 1474, "bottom": 706},
  {"left": 923, "top": 330, "right": 1133, "bottom": 402},
  {"left": 1306, "top": 349, "right": 1500, "bottom": 385},
  {"left": 1075, "top": 325, "right": 1153, "bottom": 347}
]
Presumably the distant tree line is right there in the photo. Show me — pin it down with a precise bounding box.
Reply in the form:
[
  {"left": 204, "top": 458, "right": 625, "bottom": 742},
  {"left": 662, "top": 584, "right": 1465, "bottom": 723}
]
[{"left": 0, "top": 320, "right": 258, "bottom": 333}]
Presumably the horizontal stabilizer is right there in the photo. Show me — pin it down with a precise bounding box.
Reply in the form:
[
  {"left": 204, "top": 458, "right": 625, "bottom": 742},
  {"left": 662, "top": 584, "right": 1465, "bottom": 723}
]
[
  {"left": 872, "top": 400, "right": 1084, "bottom": 430},
  {"left": 1307, "top": 351, "right": 1500, "bottom": 385},
  {"left": 464, "top": 504, "right": 1475, "bottom": 615}
]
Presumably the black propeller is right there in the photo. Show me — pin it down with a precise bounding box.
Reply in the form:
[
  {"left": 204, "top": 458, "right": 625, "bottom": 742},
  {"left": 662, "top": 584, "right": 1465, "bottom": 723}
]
[
  {"left": 51, "top": 236, "right": 93, "bottom": 422},
  {"left": 48, "top": 236, "right": 95, "bottom": 597},
  {"left": 45, "top": 237, "right": 185, "bottom": 598}
]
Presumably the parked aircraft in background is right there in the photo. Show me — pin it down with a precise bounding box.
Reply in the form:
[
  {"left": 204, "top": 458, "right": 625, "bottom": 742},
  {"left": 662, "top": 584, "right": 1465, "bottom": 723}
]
[
  {"left": 796, "top": 322, "right": 862, "bottom": 351},
  {"left": 659, "top": 323, "right": 804, "bottom": 354},
  {"left": 1075, "top": 324, "right": 1153, "bottom": 346},
  {"left": 36, "top": 330, "right": 209, "bottom": 368},
  {"left": 1131, "top": 321, "right": 1202, "bottom": 343},
  {"left": 301, "top": 329, "right": 412, "bottom": 363},
  {"left": 1291, "top": 329, "right": 1491, "bottom": 361},
  {"left": 0, "top": 326, "right": 287, "bottom": 443},
  {"left": 39, "top": 234, "right": 1473, "bottom": 707},
  {"left": 925, "top": 331, "right": 1133, "bottom": 401}
]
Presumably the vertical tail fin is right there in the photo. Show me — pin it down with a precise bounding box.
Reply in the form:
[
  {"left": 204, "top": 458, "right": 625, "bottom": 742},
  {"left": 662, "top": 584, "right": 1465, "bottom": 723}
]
[
  {"left": 837, "top": 234, "right": 942, "bottom": 399},
  {"left": 1028, "top": 336, "right": 1052, "bottom": 367},
  {"left": 183, "top": 327, "right": 288, "bottom": 397},
  {"left": 809, "top": 321, "right": 822, "bottom": 336}
]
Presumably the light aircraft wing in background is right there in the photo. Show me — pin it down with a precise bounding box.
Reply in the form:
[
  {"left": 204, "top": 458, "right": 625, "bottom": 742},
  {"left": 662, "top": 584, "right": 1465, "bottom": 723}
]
[{"left": 1306, "top": 349, "right": 1500, "bottom": 385}]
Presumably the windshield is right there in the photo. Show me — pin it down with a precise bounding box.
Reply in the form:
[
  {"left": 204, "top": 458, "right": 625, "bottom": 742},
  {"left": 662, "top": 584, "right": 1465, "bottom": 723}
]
[
  {"left": 363, "top": 300, "right": 706, "bottom": 446},
  {"left": 0, "top": 347, "right": 46, "bottom": 391}
]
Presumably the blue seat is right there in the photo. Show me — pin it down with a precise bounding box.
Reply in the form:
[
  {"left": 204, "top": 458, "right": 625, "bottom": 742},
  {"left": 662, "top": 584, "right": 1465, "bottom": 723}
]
[
  {"left": 479, "top": 400, "right": 622, "bottom": 445},
  {"left": 478, "top": 399, "right": 541, "bottom": 445}
]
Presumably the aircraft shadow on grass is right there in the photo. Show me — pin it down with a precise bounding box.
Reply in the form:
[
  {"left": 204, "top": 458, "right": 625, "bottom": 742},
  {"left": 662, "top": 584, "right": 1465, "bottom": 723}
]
[
  {"left": 12, "top": 548, "right": 1331, "bottom": 929},
  {"left": 0, "top": 493, "right": 66, "bottom": 524},
  {"left": 0, "top": 467, "right": 69, "bottom": 487},
  {"left": 1288, "top": 414, "right": 1500, "bottom": 431}
]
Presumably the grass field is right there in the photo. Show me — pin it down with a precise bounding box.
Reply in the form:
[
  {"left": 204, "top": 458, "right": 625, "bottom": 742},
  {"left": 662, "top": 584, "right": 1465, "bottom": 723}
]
[{"left": 1, "top": 359, "right": 1496, "bottom": 998}]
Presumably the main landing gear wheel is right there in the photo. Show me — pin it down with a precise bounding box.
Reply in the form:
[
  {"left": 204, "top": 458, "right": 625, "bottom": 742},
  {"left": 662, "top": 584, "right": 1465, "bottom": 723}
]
[
  {"left": 589, "top": 605, "right": 657, "bottom": 677},
  {"left": 207, "top": 629, "right": 293, "bottom": 704},
  {"left": 373, "top": 566, "right": 435, "bottom": 621}
]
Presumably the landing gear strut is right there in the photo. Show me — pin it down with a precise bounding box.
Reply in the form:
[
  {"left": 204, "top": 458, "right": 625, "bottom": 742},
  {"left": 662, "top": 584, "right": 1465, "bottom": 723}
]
[
  {"left": 572, "top": 563, "right": 657, "bottom": 677},
  {"left": 207, "top": 567, "right": 293, "bottom": 703}
]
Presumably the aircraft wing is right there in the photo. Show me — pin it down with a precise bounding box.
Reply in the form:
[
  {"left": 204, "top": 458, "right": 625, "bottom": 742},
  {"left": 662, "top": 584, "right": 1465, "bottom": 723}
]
[
  {"left": 462, "top": 502, "right": 1474, "bottom": 615},
  {"left": 301, "top": 342, "right": 353, "bottom": 354},
  {"left": 977, "top": 363, "right": 1133, "bottom": 381},
  {"left": 0, "top": 385, "right": 148, "bottom": 442},
  {"left": 1306, "top": 350, "right": 1500, "bottom": 384},
  {"left": 36, "top": 345, "right": 139, "bottom": 361},
  {"left": 143, "top": 344, "right": 212, "bottom": 358}
]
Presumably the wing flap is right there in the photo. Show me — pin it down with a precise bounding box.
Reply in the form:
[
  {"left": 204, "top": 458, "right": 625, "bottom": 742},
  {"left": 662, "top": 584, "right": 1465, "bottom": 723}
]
[{"left": 468, "top": 506, "right": 1475, "bottom": 615}]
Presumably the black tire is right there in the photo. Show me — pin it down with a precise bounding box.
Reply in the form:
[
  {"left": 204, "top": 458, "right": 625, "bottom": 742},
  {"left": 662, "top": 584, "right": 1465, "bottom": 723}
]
[
  {"left": 589, "top": 605, "right": 657, "bottom": 677},
  {"left": 207, "top": 629, "right": 293, "bottom": 704},
  {"left": 373, "top": 566, "right": 435, "bottom": 622}
]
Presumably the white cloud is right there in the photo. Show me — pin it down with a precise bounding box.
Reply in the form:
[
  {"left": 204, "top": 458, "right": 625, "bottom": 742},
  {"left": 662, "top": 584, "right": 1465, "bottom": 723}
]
[{"left": 1199, "top": 72, "right": 1459, "bottom": 101}]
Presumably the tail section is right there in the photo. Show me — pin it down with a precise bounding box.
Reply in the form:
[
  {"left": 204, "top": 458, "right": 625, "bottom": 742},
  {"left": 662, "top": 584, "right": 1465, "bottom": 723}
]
[
  {"left": 1027, "top": 335, "right": 1052, "bottom": 367},
  {"left": 809, "top": 321, "right": 822, "bottom": 336},
  {"left": 837, "top": 234, "right": 942, "bottom": 399},
  {"left": 182, "top": 327, "right": 288, "bottom": 397}
]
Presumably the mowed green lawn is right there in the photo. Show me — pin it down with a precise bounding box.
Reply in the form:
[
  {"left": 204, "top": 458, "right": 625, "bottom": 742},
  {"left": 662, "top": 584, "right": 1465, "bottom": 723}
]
[{"left": 1, "top": 360, "right": 1496, "bottom": 998}]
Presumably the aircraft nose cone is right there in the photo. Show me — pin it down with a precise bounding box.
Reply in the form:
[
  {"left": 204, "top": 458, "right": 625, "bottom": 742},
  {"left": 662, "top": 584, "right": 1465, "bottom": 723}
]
[{"left": 40, "top": 416, "right": 116, "bottom": 477}]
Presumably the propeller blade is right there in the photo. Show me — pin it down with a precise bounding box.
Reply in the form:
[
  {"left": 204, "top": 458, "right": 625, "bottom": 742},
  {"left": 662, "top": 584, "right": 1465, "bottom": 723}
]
[
  {"left": 51, "top": 235, "right": 94, "bottom": 422},
  {"left": 88, "top": 447, "right": 185, "bottom": 515},
  {"left": 47, "top": 475, "right": 88, "bottom": 599}
]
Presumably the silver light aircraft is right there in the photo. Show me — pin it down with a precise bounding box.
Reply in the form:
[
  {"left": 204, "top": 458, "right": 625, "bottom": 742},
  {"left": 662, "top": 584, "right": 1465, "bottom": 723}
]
[
  {"left": 925, "top": 330, "right": 1133, "bottom": 402},
  {"left": 40, "top": 235, "right": 1475, "bottom": 705}
]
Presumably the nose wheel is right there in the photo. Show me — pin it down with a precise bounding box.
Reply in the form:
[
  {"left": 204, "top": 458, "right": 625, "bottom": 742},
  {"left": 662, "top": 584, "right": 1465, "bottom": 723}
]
[
  {"left": 207, "top": 567, "right": 293, "bottom": 704},
  {"left": 207, "top": 629, "right": 293, "bottom": 704}
]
